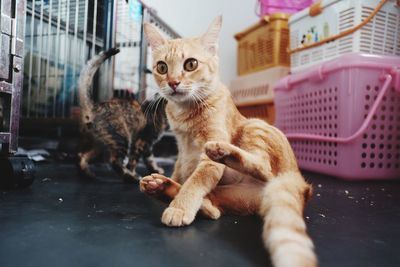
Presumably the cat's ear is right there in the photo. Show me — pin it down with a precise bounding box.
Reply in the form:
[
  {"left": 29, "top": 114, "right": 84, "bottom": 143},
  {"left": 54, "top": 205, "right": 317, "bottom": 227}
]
[
  {"left": 143, "top": 23, "right": 166, "bottom": 51},
  {"left": 201, "top": 15, "right": 222, "bottom": 56}
]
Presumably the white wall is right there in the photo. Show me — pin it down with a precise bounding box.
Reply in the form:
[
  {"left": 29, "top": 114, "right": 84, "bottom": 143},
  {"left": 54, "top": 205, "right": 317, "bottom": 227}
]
[{"left": 142, "top": 0, "right": 259, "bottom": 85}]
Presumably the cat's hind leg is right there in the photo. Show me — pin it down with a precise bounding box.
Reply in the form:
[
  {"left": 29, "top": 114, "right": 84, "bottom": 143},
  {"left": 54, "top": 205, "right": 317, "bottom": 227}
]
[
  {"left": 123, "top": 139, "right": 149, "bottom": 183},
  {"left": 143, "top": 155, "right": 164, "bottom": 174},
  {"left": 110, "top": 148, "right": 140, "bottom": 183},
  {"left": 140, "top": 168, "right": 263, "bottom": 219},
  {"left": 124, "top": 155, "right": 142, "bottom": 183},
  {"left": 140, "top": 173, "right": 221, "bottom": 220},
  {"left": 141, "top": 144, "right": 164, "bottom": 174},
  {"left": 78, "top": 148, "right": 100, "bottom": 178},
  {"left": 205, "top": 118, "right": 294, "bottom": 182},
  {"left": 208, "top": 179, "right": 264, "bottom": 215},
  {"left": 205, "top": 141, "right": 273, "bottom": 181}
]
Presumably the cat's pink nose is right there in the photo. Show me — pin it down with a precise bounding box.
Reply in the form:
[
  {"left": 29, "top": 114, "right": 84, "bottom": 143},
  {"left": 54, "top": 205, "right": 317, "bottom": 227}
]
[{"left": 168, "top": 81, "right": 180, "bottom": 91}]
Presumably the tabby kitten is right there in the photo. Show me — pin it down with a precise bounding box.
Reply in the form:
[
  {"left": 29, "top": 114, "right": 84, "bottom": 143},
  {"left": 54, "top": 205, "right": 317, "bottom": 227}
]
[
  {"left": 78, "top": 48, "right": 167, "bottom": 183},
  {"left": 139, "top": 17, "right": 317, "bottom": 267}
]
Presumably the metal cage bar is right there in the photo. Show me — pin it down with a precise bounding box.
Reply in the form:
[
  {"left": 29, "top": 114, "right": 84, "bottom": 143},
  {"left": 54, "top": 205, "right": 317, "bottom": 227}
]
[
  {"left": 23, "top": 0, "right": 112, "bottom": 120},
  {"left": 0, "top": 0, "right": 26, "bottom": 153}
]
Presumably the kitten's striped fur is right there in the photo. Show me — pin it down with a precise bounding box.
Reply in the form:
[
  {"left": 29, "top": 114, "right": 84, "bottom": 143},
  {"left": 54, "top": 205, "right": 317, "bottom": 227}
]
[
  {"left": 78, "top": 48, "right": 167, "bottom": 182},
  {"left": 140, "top": 17, "right": 317, "bottom": 267}
]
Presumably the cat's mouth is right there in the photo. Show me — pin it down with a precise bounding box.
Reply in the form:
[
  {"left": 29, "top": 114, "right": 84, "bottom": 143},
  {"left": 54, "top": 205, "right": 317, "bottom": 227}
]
[{"left": 170, "top": 90, "right": 187, "bottom": 96}]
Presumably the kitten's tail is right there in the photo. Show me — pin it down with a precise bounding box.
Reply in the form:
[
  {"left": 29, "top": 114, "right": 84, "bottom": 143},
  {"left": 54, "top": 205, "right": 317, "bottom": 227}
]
[
  {"left": 259, "top": 171, "right": 317, "bottom": 267},
  {"left": 78, "top": 47, "right": 120, "bottom": 123}
]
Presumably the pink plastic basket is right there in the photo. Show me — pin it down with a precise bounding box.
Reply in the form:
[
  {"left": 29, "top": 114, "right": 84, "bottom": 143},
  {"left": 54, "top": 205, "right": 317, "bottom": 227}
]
[
  {"left": 274, "top": 53, "right": 400, "bottom": 180},
  {"left": 257, "top": 0, "right": 313, "bottom": 16}
]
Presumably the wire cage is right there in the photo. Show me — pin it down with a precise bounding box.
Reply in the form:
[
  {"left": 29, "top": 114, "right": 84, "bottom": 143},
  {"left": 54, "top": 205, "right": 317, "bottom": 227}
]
[
  {"left": 0, "top": 0, "right": 179, "bottom": 187},
  {"left": 20, "top": 0, "right": 180, "bottom": 136},
  {"left": 23, "top": 0, "right": 114, "bottom": 120}
]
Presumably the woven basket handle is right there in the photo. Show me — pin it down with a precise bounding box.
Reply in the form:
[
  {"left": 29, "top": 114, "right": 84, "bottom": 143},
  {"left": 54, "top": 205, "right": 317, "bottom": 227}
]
[{"left": 284, "top": 73, "right": 395, "bottom": 143}]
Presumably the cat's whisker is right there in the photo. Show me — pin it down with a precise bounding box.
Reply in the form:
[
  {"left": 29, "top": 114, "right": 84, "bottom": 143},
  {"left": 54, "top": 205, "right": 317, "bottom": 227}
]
[
  {"left": 144, "top": 99, "right": 156, "bottom": 118},
  {"left": 152, "top": 96, "right": 164, "bottom": 126},
  {"left": 192, "top": 91, "right": 211, "bottom": 114},
  {"left": 189, "top": 90, "right": 201, "bottom": 107},
  {"left": 190, "top": 92, "right": 201, "bottom": 108},
  {"left": 195, "top": 95, "right": 206, "bottom": 111},
  {"left": 196, "top": 93, "right": 208, "bottom": 110},
  {"left": 193, "top": 87, "right": 210, "bottom": 105},
  {"left": 144, "top": 96, "right": 161, "bottom": 120},
  {"left": 145, "top": 98, "right": 159, "bottom": 117}
]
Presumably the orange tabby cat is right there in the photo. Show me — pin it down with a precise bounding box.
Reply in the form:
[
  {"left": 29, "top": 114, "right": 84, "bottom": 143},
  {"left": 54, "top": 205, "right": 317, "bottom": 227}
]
[{"left": 140, "top": 17, "right": 317, "bottom": 267}]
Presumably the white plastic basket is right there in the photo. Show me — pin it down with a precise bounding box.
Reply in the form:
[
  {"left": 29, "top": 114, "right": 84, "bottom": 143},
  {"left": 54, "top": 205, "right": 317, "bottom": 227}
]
[
  {"left": 230, "top": 66, "right": 289, "bottom": 106},
  {"left": 289, "top": 0, "right": 400, "bottom": 73}
]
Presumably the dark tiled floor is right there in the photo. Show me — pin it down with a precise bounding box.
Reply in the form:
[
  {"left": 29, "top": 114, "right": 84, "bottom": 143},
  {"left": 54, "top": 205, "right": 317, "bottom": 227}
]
[{"left": 0, "top": 160, "right": 399, "bottom": 267}]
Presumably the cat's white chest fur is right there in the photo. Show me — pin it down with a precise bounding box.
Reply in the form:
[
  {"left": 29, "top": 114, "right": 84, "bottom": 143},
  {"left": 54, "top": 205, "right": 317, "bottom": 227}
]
[{"left": 175, "top": 132, "right": 203, "bottom": 181}]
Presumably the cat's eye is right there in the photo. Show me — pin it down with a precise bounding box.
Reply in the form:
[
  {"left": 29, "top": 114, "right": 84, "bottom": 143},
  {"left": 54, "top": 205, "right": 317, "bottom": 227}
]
[
  {"left": 156, "top": 61, "right": 168, "bottom": 74},
  {"left": 184, "top": 58, "right": 198, "bottom": 72}
]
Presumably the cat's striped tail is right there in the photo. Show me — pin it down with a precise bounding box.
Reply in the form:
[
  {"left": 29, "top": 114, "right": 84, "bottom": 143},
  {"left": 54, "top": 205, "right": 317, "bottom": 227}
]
[
  {"left": 78, "top": 48, "right": 120, "bottom": 124},
  {"left": 260, "top": 171, "right": 317, "bottom": 267}
]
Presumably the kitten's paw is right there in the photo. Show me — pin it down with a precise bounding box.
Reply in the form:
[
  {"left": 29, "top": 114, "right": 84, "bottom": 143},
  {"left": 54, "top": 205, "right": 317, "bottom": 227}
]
[
  {"left": 140, "top": 173, "right": 169, "bottom": 195},
  {"left": 204, "top": 141, "right": 230, "bottom": 162},
  {"left": 161, "top": 206, "right": 195, "bottom": 227}
]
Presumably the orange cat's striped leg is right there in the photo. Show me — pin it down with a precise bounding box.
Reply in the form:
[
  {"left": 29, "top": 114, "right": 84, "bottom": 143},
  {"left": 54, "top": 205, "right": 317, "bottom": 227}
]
[
  {"left": 140, "top": 174, "right": 262, "bottom": 217},
  {"left": 140, "top": 174, "right": 221, "bottom": 219},
  {"left": 161, "top": 155, "right": 225, "bottom": 227},
  {"left": 208, "top": 178, "right": 264, "bottom": 215},
  {"left": 205, "top": 141, "right": 273, "bottom": 181},
  {"left": 169, "top": 157, "right": 182, "bottom": 182}
]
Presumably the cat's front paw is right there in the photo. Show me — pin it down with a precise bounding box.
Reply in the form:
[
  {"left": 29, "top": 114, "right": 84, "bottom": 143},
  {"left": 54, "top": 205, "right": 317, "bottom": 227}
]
[
  {"left": 161, "top": 206, "right": 195, "bottom": 227},
  {"left": 140, "top": 174, "right": 168, "bottom": 195},
  {"left": 204, "top": 141, "right": 230, "bottom": 162}
]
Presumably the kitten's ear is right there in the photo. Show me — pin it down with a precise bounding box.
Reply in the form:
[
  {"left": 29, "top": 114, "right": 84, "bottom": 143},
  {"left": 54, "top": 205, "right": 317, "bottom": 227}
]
[
  {"left": 201, "top": 15, "right": 222, "bottom": 56},
  {"left": 143, "top": 23, "right": 166, "bottom": 51}
]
